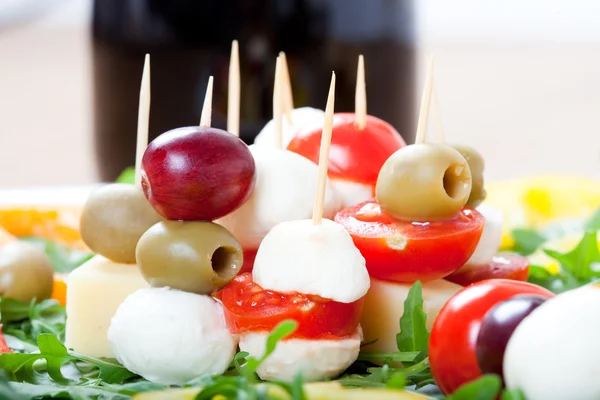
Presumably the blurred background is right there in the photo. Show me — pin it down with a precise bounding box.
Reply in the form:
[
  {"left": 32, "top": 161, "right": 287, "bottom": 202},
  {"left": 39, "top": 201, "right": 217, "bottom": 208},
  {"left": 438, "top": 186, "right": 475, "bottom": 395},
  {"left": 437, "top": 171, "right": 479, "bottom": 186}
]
[{"left": 0, "top": 0, "right": 599, "bottom": 187}]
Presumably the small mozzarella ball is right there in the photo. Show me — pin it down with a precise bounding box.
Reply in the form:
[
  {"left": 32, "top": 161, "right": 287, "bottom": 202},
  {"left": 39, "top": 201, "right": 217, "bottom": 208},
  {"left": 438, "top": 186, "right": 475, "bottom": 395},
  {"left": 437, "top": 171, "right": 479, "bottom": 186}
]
[
  {"left": 253, "top": 219, "right": 369, "bottom": 303},
  {"left": 456, "top": 204, "right": 504, "bottom": 271},
  {"left": 254, "top": 107, "right": 325, "bottom": 148},
  {"left": 331, "top": 179, "right": 374, "bottom": 209},
  {"left": 361, "top": 278, "right": 462, "bottom": 353},
  {"left": 216, "top": 145, "right": 341, "bottom": 250},
  {"left": 108, "top": 287, "right": 236, "bottom": 386},
  {"left": 239, "top": 327, "right": 362, "bottom": 382},
  {"left": 504, "top": 284, "right": 600, "bottom": 400}
]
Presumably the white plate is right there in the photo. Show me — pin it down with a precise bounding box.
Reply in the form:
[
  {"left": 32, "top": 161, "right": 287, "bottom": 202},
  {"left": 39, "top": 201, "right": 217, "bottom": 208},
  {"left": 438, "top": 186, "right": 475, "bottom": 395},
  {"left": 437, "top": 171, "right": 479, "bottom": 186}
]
[{"left": 0, "top": 184, "right": 102, "bottom": 207}]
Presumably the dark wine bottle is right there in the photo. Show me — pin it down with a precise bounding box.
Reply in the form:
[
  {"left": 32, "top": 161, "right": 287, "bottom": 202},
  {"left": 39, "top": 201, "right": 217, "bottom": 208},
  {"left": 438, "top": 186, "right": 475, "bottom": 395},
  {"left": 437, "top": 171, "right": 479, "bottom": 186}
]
[{"left": 92, "top": 0, "right": 415, "bottom": 181}]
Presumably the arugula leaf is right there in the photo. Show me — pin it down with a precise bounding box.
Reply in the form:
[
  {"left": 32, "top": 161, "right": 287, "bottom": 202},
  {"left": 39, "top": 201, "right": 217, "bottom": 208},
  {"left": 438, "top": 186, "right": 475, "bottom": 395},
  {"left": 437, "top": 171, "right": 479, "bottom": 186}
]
[
  {"left": 116, "top": 167, "right": 136, "bottom": 184},
  {"left": 511, "top": 228, "right": 547, "bottom": 256},
  {"left": 20, "top": 237, "right": 93, "bottom": 274},
  {"left": 544, "top": 231, "right": 600, "bottom": 281},
  {"left": 396, "top": 281, "right": 429, "bottom": 354},
  {"left": 9, "top": 381, "right": 131, "bottom": 400},
  {"left": 526, "top": 265, "right": 577, "bottom": 294},
  {"left": 445, "top": 374, "right": 502, "bottom": 400},
  {"left": 0, "top": 334, "right": 136, "bottom": 386},
  {"left": 1, "top": 299, "right": 66, "bottom": 345}
]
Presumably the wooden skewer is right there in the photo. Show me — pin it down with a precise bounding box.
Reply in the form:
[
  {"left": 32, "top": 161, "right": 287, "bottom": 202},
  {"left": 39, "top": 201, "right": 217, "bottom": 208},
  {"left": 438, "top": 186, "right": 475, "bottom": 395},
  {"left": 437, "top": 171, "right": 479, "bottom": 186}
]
[
  {"left": 312, "top": 72, "right": 336, "bottom": 225},
  {"left": 355, "top": 54, "right": 367, "bottom": 130},
  {"left": 414, "top": 55, "right": 435, "bottom": 144},
  {"left": 279, "top": 51, "right": 294, "bottom": 124},
  {"left": 200, "top": 76, "right": 214, "bottom": 128},
  {"left": 227, "top": 40, "right": 240, "bottom": 136},
  {"left": 134, "top": 54, "right": 151, "bottom": 187},
  {"left": 432, "top": 80, "right": 445, "bottom": 143},
  {"left": 273, "top": 56, "right": 284, "bottom": 149}
]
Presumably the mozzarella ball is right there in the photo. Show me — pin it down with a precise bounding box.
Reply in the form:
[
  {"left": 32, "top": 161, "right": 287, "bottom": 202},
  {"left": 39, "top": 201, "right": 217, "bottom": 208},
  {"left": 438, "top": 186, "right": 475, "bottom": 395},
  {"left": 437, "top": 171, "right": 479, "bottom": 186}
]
[
  {"left": 239, "top": 327, "right": 362, "bottom": 382},
  {"left": 361, "top": 278, "right": 462, "bottom": 353},
  {"left": 216, "top": 145, "right": 342, "bottom": 250},
  {"left": 253, "top": 219, "right": 369, "bottom": 303},
  {"left": 504, "top": 284, "right": 600, "bottom": 400},
  {"left": 331, "top": 179, "right": 374, "bottom": 209},
  {"left": 108, "top": 287, "right": 236, "bottom": 385},
  {"left": 254, "top": 107, "right": 325, "bottom": 148},
  {"left": 454, "top": 204, "right": 504, "bottom": 275}
]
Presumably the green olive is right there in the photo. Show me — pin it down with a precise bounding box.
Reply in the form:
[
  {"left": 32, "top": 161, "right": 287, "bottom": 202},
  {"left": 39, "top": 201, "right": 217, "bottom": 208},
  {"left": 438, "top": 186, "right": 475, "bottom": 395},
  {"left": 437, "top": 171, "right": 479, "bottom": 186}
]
[
  {"left": 136, "top": 220, "right": 243, "bottom": 294},
  {"left": 0, "top": 241, "right": 54, "bottom": 302},
  {"left": 452, "top": 144, "right": 486, "bottom": 208},
  {"left": 80, "top": 183, "right": 163, "bottom": 264},
  {"left": 376, "top": 143, "right": 472, "bottom": 221}
]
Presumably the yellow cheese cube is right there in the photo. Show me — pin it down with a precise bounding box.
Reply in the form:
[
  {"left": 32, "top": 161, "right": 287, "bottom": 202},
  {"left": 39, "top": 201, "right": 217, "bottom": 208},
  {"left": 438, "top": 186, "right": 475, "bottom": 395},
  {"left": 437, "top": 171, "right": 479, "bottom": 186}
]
[
  {"left": 65, "top": 255, "right": 149, "bottom": 358},
  {"left": 361, "top": 278, "right": 462, "bottom": 353}
]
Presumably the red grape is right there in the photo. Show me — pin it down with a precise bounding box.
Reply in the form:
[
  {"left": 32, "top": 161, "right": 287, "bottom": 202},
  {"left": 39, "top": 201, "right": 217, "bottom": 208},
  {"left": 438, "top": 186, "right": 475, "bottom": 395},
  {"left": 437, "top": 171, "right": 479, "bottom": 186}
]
[
  {"left": 141, "top": 126, "right": 256, "bottom": 221},
  {"left": 475, "top": 294, "right": 548, "bottom": 379}
]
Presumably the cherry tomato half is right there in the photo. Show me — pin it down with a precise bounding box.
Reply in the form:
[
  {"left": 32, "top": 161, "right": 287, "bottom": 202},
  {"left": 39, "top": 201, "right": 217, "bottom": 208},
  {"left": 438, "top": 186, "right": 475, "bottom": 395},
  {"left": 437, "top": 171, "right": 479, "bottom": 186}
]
[
  {"left": 216, "top": 273, "right": 363, "bottom": 340},
  {"left": 335, "top": 200, "right": 485, "bottom": 282},
  {"left": 287, "top": 113, "right": 406, "bottom": 185},
  {"left": 429, "top": 279, "right": 554, "bottom": 395},
  {"left": 445, "top": 253, "right": 530, "bottom": 287}
]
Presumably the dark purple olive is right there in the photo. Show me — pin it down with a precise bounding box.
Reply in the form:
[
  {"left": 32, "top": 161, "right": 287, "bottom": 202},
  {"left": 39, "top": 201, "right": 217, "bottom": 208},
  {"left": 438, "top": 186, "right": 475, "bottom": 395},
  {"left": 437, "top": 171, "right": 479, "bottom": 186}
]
[{"left": 475, "top": 294, "right": 548, "bottom": 380}]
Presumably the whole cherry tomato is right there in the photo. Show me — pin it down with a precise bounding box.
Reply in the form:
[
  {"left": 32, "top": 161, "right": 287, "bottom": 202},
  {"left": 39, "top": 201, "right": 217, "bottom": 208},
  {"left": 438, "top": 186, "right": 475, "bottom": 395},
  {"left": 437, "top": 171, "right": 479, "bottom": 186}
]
[{"left": 429, "top": 279, "right": 554, "bottom": 395}]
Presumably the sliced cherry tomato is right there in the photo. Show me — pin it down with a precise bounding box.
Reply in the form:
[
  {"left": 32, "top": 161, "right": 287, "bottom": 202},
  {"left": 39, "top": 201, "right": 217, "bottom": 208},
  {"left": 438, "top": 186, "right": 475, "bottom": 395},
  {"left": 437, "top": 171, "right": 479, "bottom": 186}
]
[
  {"left": 445, "top": 253, "right": 530, "bottom": 286},
  {"left": 216, "top": 273, "right": 363, "bottom": 339},
  {"left": 0, "top": 325, "right": 11, "bottom": 354},
  {"left": 240, "top": 249, "right": 257, "bottom": 274},
  {"left": 429, "top": 279, "right": 554, "bottom": 395},
  {"left": 287, "top": 113, "right": 406, "bottom": 185},
  {"left": 335, "top": 200, "right": 485, "bottom": 282}
]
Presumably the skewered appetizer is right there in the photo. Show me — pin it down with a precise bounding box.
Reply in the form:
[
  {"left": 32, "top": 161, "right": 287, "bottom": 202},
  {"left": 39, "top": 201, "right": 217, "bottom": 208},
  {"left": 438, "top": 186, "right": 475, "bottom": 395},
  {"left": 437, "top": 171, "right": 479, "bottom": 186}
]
[
  {"left": 108, "top": 76, "right": 252, "bottom": 385},
  {"left": 218, "top": 73, "right": 370, "bottom": 382}
]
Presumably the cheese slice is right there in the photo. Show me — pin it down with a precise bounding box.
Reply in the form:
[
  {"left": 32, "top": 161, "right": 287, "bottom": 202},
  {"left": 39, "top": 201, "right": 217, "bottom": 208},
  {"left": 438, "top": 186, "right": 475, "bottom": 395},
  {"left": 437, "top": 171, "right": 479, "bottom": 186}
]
[
  {"left": 65, "top": 255, "right": 149, "bottom": 357},
  {"left": 361, "top": 278, "right": 461, "bottom": 353}
]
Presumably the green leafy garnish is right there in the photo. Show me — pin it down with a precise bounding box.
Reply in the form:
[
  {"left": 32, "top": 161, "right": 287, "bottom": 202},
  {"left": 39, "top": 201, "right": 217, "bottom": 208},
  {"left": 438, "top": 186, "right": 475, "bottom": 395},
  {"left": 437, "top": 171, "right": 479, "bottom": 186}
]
[
  {"left": 0, "top": 334, "right": 136, "bottom": 385},
  {"left": 511, "top": 228, "right": 547, "bottom": 256},
  {"left": 20, "top": 237, "right": 93, "bottom": 274},
  {"left": 501, "top": 388, "right": 527, "bottom": 400},
  {"left": 544, "top": 231, "right": 600, "bottom": 281},
  {"left": 445, "top": 374, "right": 502, "bottom": 400},
  {"left": 396, "top": 281, "right": 429, "bottom": 354},
  {"left": 116, "top": 167, "right": 136, "bottom": 184},
  {"left": 584, "top": 208, "right": 600, "bottom": 231},
  {"left": 1, "top": 298, "right": 66, "bottom": 346}
]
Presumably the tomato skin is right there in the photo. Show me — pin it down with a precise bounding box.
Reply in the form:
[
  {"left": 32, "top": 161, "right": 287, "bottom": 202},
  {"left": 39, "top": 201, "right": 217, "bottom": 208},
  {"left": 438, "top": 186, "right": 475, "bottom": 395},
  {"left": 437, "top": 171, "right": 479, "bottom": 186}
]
[
  {"left": 335, "top": 200, "right": 485, "bottom": 282},
  {"left": 287, "top": 113, "right": 406, "bottom": 185},
  {"left": 0, "top": 325, "right": 11, "bottom": 354},
  {"left": 445, "top": 254, "right": 530, "bottom": 287},
  {"left": 429, "top": 279, "right": 554, "bottom": 395},
  {"left": 216, "top": 273, "right": 364, "bottom": 339},
  {"left": 240, "top": 249, "right": 257, "bottom": 274}
]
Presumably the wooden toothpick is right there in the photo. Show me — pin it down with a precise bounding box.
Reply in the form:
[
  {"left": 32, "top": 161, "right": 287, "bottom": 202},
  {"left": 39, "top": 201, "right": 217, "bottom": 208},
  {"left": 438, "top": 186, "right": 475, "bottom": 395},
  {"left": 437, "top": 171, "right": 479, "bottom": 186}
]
[
  {"left": 312, "top": 72, "right": 336, "bottom": 225},
  {"left": 432, "top": 80, "right": 445, "bottom": 143},
  {"left": 200, "top": 76, "right": 214, "bottom": 128},
  {"left": 227, "top": 40, "right": 240, "bottom": 136},
  {"left": 134, "top": 54, "right": 150, "bottom": 187},
  {"left": 279, "top": 52, "right": 294, "bottom": 124},
  {"left": 414, "top": 55, "right": 435, "bottom": 144},
  {"left": 273, "top": 56, "right": 284, "bottom": 149},
  {"left": 355, "top": 54, "right": 367, "bottom": 130}
]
